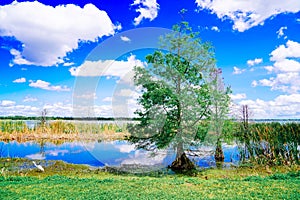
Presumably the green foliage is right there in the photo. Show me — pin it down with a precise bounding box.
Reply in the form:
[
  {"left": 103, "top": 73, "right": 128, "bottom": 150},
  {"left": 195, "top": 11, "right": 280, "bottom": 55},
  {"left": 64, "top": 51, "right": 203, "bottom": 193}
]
[
  {"left": 195, "top": 120, "right": 209, "bottom": 142},
  {"left": 221, "top": 119, "right": 237, "bottom": 143},
  {"left": 129, "top": 21, "right": 216, "bottom": 157}
]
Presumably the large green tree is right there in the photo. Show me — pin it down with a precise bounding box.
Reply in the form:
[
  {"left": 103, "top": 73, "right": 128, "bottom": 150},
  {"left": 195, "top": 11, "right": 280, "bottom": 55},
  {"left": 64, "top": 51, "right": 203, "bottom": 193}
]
[{"left": 128, "top": 21, "right": 216, "bottom": 171}]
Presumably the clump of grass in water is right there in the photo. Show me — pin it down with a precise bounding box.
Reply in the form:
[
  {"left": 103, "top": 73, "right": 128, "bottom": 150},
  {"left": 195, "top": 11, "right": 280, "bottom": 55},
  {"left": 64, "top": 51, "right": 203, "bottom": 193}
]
[{"left": 49, "top": 121, "right": 77, "bottom": 134}]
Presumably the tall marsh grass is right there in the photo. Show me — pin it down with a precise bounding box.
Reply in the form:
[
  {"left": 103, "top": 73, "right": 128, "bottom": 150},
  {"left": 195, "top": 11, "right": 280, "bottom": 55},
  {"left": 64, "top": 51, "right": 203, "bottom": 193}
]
[
  {"left": 49, "top": 121, "right": 77, "bottom": 134},
  {"left": 0, "top": 120, "right": 128, "bottom": 136},
  {"left": 75, "top": 122, "right": 127, "bottom": 135},
  {"left": 0, "top": 120, "right": 29, "bottom": 134},
  {"left": 235, "top": 122, "right": 300, "bottom": 165}
]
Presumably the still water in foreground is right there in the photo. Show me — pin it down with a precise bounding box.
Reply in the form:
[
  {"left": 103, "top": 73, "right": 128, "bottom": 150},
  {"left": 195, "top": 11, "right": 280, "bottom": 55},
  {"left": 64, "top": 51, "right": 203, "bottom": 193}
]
[{"left": 0, "top": 140, "right": 239, "bottom": 168}]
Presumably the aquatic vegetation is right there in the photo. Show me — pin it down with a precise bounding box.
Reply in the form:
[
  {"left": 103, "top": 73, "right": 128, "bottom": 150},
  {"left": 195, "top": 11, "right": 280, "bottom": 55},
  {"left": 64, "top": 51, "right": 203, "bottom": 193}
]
[
  {"left": 49, "top": 121, "right": 77, "bottom": 134},
  {"left": 235, "top": 122, "right": 300, "bottom": 165},
  {"left": 75, "top": 122, "right": 127, "bottom": 134},
  {"left": 0, "top": 121, "right": 29, "bottom": 134},
  {"left": 0, "top": 120, "right": 129, "bottom": 141}
]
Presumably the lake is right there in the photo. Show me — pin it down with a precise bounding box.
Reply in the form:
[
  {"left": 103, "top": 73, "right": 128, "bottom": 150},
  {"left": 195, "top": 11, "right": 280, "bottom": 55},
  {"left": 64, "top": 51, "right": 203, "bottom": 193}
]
[{"left": 0, "top": 140, "right": 240, "bottom": 169}]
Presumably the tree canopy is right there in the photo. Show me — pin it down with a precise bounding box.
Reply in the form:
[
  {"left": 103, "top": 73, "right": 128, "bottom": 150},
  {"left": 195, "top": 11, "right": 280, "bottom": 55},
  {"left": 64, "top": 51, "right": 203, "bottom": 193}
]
[{"left": 128, "top": 21, "right": 222, "bottom": 171}]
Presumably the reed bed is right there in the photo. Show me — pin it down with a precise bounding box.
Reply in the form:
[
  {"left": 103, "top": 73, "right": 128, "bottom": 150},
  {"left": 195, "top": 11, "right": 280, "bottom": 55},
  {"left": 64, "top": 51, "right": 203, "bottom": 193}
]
[
  {"left": 0, "top": 121, "right": 29, "bottom": 134},
  {"left": 48, "top": 121, "right": 77, "bottom": 134},
  {"left": 0, "top": 120, "right": 129, "bottom": 141},
  {"left": 235, "top": 122, "right": 300, "bottom": 165},
  {"left": 75, "top": 122, "right": 127, "bottom": 134}
]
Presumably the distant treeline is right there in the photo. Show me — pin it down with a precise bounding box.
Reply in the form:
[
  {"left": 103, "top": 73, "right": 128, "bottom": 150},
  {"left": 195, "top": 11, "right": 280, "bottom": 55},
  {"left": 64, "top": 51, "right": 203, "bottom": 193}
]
[
  {"left": 1, "top": 116, "right": 299, "bottom": 122},
  {"left": 0, "top": 116, "right": 139, "bottom": 121},
  {"left": 233, "top": 119, "right": 300, "bottom": 122}
]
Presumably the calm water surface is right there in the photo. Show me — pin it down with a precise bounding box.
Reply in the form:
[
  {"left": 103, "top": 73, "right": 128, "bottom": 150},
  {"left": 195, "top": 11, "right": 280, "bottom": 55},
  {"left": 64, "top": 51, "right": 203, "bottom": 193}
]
[{"left": 0, "top": 140, "right": 239, "bottom": 168}]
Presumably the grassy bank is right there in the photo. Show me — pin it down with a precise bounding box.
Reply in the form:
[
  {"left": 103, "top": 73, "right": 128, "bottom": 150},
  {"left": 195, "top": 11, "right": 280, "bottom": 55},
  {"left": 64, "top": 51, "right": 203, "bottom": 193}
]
[
  {"left": 1, "top": 173, "right": 299, "bottom": 199},
  {"left": 0, "top": 159, "right": 300, "bottom": 199}
]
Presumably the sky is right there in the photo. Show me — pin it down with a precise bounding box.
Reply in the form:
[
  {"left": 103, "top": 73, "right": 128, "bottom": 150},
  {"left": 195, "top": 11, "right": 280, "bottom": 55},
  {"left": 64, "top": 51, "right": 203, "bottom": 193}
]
[{"left": 0, "top": 0, "right": 300, "bottom": 119}]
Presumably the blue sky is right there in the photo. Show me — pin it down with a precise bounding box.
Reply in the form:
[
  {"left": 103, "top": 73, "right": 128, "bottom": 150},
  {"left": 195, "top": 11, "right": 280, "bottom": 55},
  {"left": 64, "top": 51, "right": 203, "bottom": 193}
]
[{"left": 0, "top": 0, "right": 300, "bottom": 118}]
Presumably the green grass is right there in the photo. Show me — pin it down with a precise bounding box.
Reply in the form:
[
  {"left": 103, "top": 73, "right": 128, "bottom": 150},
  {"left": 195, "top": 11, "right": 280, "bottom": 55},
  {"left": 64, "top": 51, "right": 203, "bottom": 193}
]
[
  {"left": 0, "top": 159, "right": 299, "bottom": 199},
  {"left": 1, "top": 171, "right": 299, "bottom": 199}
]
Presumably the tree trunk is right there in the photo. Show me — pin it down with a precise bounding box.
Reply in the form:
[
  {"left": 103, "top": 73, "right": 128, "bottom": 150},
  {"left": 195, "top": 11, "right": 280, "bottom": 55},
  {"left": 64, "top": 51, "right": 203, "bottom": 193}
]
[
  {"left": 170, "top": 142, "right": 196, "bottom": 172},
  {"left": 214, "top": 139, "right": 224, "bottom": 163}
]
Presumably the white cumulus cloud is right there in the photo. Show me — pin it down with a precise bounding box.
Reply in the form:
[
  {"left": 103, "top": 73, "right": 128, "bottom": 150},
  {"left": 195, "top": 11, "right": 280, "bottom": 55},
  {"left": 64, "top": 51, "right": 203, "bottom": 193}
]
[
  {"left": 23, "top": 96, "right": 38, "bottom": 102},
  {"left": 195, "top": 0, "right": 300, "bottom": 32},
  {"left": 13, "top": 77, "right": 26, "bottom": 83},
  {"left": 0, "top": 1, "right": 117, "bottom": 66},
  {"left": 211, "top": 26, "right": 220, "bottom": 32},
  {"left": 251, "top": 80, "right": 258, "bottom": 87},
  {"left": 9, "top": 49, "right": 34, "bottom": 66},
  {"left": 270, "top": 40, "right": 300, "bottom": 62},
  {"left": 131, "top": 0, "right": 159, "bottom": 26},
  {"left": 0, "top": 103, "right": 39, "bottom": 116},
  {"left": 277, "top": 26, "right": 287, "bottom": 38},
  {"left": 43, "top": 102, "right": 73, "bottom": 116},
  {"left": 273, "top": 59, "right": 300, "bottom": 72},
  {"left": 69, "top": 55, "right": 145, "bottom": 78},
  {"left": 253, "top": 40, "right": 300, "bottom": 93},
  {"left": 29, "top": 80, "right": 70, "bottom": 92},
  {"left": 120, "top": 36, "right": 131, "bottom": 42},
  {"left": 254, "top": 73, "right": 300, "bottom": 93},
  {"left": 247, "top": 58, "right": 263, "bottom": 66},
  {"left": 116, "top": 89, "right": 138, "bottom": 97},
  {"left": 238, "top": 94, "right": 300, "bottom": 119},
  {"left": 0, "top": 100, "right": 16, "bottom": 107},
  {"left": 232, "top": 66, "right": 246, "bottom": 75},
  {"left": 74, "top": 92, "right": 97, "bottom": 100},
  {"left": 102, "top": 97, "right": 113, "bottom": 102},
  {"left": 230, "top": 93, "right": 247, "bottom": 101}
]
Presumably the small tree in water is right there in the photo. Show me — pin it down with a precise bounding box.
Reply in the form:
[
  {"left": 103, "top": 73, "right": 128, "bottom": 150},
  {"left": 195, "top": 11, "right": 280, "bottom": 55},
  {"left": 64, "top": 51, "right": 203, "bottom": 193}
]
[
  {"left": 209, "top": 68, "right": 231, "bottom": 164},
  {"left": 128, "top": 20, "right": 217, "bottom": 171}
]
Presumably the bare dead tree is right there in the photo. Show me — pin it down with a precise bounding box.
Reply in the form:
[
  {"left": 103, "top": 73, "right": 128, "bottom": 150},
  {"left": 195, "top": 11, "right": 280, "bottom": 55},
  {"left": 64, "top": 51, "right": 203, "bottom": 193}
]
[
  {"left": 239, "top": 105, "right": 254, "bottom": 160},
  {"left": 242, "top": 105, "right": 249, "bottom": 131},
  {"left": 40, "top": 108, "right": 48, "bottom": 126}
]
